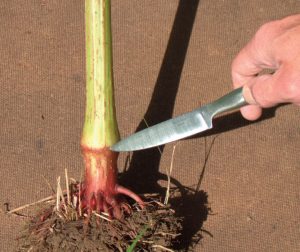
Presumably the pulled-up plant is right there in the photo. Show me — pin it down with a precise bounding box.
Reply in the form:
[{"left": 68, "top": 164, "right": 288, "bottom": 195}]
[{"left": 80, "top": 0, "right": 143, "bottom": 218}]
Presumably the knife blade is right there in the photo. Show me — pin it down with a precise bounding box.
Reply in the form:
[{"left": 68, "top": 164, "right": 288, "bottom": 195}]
[{"left": 111, "top": 87, "right": 247, "bottom": 152}]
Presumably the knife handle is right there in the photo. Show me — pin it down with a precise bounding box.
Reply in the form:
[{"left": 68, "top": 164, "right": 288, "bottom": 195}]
[{"left": 206, "top": 87, "right": 248, "bottom": 117}]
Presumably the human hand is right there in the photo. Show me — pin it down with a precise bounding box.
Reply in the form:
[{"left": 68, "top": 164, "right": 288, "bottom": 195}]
[{"left": 231, "top": 14, "right": 300, "bottom": 120}]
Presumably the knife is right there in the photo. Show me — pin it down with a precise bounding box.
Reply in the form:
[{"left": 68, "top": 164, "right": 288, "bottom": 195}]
[{"left": 111, "top": 87, "right": 247, "bottom": 152}]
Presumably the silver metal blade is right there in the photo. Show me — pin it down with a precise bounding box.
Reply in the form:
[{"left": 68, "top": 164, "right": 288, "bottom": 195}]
[{"left": 111, "top": 108, "right": 212, "bottom": 151}]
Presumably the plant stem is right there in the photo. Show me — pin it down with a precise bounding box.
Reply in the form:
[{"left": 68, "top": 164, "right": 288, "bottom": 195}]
[
  {"left": 81, "top": 0, "right": 119, "bottom": 149},
  {"left": 80, "top": 0, "right": 143, "bottom": 215}
]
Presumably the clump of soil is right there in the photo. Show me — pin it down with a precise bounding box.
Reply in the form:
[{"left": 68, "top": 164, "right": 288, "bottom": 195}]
[{"left": 16, "top": 193, "right": 184, "bottom": 252}]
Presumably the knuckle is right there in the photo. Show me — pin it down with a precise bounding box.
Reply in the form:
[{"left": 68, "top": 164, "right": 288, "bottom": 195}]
[
  {"left": 279, "top": 68, "right": 300, "bottom": 101},
  {"left": 231, "top": 59, "right": 239, "bottom": 77},
  {"left": 253, "top": 20, "right": 281, "bottom": 47},
  {"left": 255, "top": 22, "right": 273, "bottom": 38},
  {"left": 281, "top": 80, "right": 300, "bottom": 101}
]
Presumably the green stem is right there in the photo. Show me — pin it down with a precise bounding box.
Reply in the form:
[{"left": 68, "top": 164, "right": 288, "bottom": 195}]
[{"left": 82, "top": 0, "right": 120, "bottom": 149}]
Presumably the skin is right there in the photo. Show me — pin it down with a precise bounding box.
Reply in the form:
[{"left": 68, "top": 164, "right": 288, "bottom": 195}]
[{"left": 232, "top": 14, "right": 300, "bottom": 120}]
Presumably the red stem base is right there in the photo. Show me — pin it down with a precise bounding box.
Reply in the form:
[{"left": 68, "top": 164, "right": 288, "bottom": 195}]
[{"left": 81, "top": 146, "right": 144, "bottom": 218}]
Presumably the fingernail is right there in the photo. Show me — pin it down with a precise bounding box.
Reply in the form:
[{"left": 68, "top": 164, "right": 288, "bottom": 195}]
[{"left": 243, "top": 86, "right": 257, "bottom": 104}]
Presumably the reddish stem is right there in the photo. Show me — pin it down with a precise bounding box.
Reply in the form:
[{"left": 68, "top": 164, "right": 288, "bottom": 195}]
[{"left": 81, "top": 146, "right": 144, "bottom": 217}]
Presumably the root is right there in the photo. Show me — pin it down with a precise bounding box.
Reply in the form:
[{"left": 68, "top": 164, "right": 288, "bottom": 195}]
[
  {"left": 16, "top": 192, "right": 183, "bottom": 252},
  {"left": 81, "top": 146, "right": 144, "bottom": 218},
  {"left": 13, "top": 171, "right": 206, "bottom": 252},
  {"left": 81, "top": 184, "right": 144, "bottom": 219},
  {"left": 116, "top": 185, "right": 144, "bottom": 208}
]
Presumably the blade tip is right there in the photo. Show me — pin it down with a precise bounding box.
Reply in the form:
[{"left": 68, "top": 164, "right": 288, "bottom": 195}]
[
  {"left": 110, "top": 145, "right": 120, "bottom": 152},
  {"left": 110, "top": 144, "right": 136, "bottom": 152}
]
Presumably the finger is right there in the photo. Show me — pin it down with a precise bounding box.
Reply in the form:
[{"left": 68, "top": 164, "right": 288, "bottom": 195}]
[
  {"left": 250, "top": 74, "right": 279, "bottom": 107},
  {"left": 250, "top": 64, "right": 299, "bottom": 107},
  {"left": 279, "top": 14, "right": 300, "bottom": 30},
  {"left": 240, "top": 105, "right": 262, "bottom": 121},
  {"left": 231, "top": 43, "right": 264, "bottom": 89},
  {"left": 231, "top": 22, "right": 283, "bottom": 89},
  {"left": 239, "top": 84, "right": 262, "bottom": 120},
  {"left": 233, "top": 73, "right": 275, "bottom": 121}
]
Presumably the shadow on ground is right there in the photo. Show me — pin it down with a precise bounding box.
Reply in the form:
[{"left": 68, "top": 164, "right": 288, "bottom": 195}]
[
  {"left": 120, "top": 0, "right": 200, "bottom": 192},
  {"left": 119, "top": 0, "right": 213, "bottom": 248},
  {"left": 170, "top": 190, "right": 211, "bottom": 251},
  {"left": 120, "top": 0, "right": 282, "bottom": 249}
]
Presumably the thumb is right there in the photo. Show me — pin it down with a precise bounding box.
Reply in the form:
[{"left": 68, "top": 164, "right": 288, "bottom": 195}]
[
  {"left": 244, "top": 74, "right": 277, "bottom": 107},
  {"left": 248, "top": 64, "right": 297, "bottom": 108},
  {"left": 237, "top": 74, "right": 275, "bottom": 121}
]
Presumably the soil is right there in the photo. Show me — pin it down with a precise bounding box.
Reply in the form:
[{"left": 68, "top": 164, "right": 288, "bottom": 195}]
[{"left": 16, "top": 189, "right": 209, "bottom": 252}]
